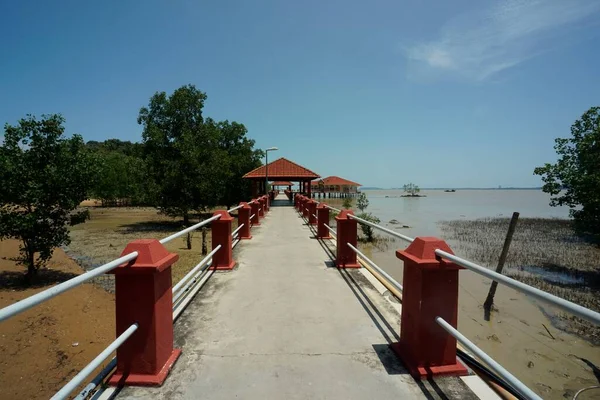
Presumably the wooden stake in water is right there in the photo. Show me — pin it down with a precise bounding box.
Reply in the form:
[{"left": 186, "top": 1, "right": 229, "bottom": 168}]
[{"left": 484, "top": 211, "right": 520, "bottom": 321}]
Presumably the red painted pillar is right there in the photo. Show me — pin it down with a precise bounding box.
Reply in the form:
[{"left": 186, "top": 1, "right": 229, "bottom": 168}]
[
  {"left": 307, "top": 200, "right": 317, "bottom": 225},
  {"left": 237, "top": 202, "right": 252, "bottom": 240},
  {"left": 250, "top": 200, "right": 260, "bottom": 226},
  {"left": 302, "top": 197, "right": 310, "bottom": 219},
  {"left": 109, "top": 240, "right": 180, "bottom": 386},
  {"left": 296, "top": 195, "right": 302, "bottom": 213},
  {"left": 317, "top": 203, "right": 330, "bottom": 239},
  {"left": 257, "top": 197, "right": 265, "bottom": 218},
  {"left": 210, "top": 211, "right": 235, "bottom": 270},
  {"left": 335, "top": 210, "right": 360, "bottom": 268},
  {"left": 294, "top": 194, "right": 299, "bottom": 210},
  {"left": 264, "top": 194, "right": 270, "bottom": 212},
  {"left": 391, "top": 237, "right": 467, "bottom": 379}
]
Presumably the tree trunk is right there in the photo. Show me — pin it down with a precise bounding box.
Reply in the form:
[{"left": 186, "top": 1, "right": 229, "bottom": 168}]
[
  {"left": 184, "top": 212, "right": 192, "bottom": 250},
  {"left": 25, "top": 245, "right": 36, "bottom": 283},
  {"left": 202, "top": 227, "right": 208, "bottom": 255}
]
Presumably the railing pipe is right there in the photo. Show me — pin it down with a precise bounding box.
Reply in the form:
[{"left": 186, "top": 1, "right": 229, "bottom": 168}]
[
  {"left": 173, "top": 246, "right": 221, "bottom": 296},
  {"left": 435, "top": 249, "right": 600, "bottom": 325},
  {"left": 0, "top": 251, "right": 138, "bottom": 323},
  {"left": 325, "top": 205, "right": 341, "bottom": 213},
  {"left": 73, "top": 358, "right": 116, "bottom": 400},
  {"left": 160, "top": 214, "right": 221, "bottom": 244},
  {"left": 349, "top": 214, "right": 414, "bottom": 243},
  {"left": 228, "top": 205, "right": 243, "bottom": 213},
  {"left": 52, "top": 323, "right": 139, "bottom": 400},
  {"left": 347, "top": 243, "right": 403, "bottom": 292},
  {"left": 173, "top": 258, "right": 213, "bottom": 307},
  {"left": 232, "top": 224, "right": 244, "bottom": 237},
  {"left": 435, "top": 317, "right": 542, "bottom": 400},
  {"left": 324, "top": 224, "right": 337, "bottom": 237},
  {"left": 232, "top": 238, "right": 240, "bottom": 249}
]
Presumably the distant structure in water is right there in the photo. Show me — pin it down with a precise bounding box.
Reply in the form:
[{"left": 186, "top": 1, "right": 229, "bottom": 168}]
[{"left": 311, "top": 176, "right": 362, "bottom": 198}]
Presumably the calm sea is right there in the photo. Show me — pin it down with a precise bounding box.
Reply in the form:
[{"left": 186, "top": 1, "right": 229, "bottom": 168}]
[{"left": 353, "top": 189, "right": 571, "bottom": 238}]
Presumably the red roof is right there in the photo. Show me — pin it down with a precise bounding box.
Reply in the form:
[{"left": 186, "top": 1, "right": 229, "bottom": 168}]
[
  {"left": 243, "top": 158, "right": 320, "bottom": 180},
  {"left": 271, "top": 181, "right": 293, "bottom": 186},
  {"left": 312, "top": 176, "right": 362, "bottom": 187}
]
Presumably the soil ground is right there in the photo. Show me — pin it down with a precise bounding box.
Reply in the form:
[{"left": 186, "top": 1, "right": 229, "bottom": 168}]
[{"left": 0, "top": 205, "right": 237, "bottom": 399}]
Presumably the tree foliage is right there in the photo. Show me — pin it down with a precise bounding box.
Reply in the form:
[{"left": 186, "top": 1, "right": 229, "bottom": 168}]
[
  {"left": 357, "top": 212, "right": 380, "bottom": 242},
  {"left": 357, "top": 192, "right": 369, "bottom": 212},
  {"left": 534, "top": 106, "right": 600, "bottom": 241},
  {"left": 342, "top": 197, "right": 353, "bottom": 209},
  {"left": 0, "top": 115, "right": 96, "bottom": 277},
  {"left": 403, "top": 183, "right": 420, "bottom": 196},
  {"left": 138, "top": 85, "right": 225, "bottom": 225}
]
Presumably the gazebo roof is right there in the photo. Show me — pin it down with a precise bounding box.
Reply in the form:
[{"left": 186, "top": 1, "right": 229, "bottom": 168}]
[
  {"left": 271, "top": 181, "right": 293, "bottom": 186},
  {"left": 243, "top": 158, "right": 320, "bottom": 181},
  {"left": 312, "top": 176, "right": 362, "bottom": 187}
]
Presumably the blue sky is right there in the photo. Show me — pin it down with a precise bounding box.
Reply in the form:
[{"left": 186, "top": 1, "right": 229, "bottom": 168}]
[{"left": 1, "top": 0, "right": 599, "bottom": 188}]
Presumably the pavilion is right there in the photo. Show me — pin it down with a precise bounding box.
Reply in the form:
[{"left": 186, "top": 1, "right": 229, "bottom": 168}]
[
  {"left": 270, "top": 181, "right": 293, "bottom": 191},
  {"left": 310, "top": 176, "right": 362, "bottom": 198},
  {"left": 243, "top": 158, "right": 320, "bottom": 197}
]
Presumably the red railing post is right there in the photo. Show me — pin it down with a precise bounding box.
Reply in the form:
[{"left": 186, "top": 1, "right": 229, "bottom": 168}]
[
  {"left": 258, "top": 197, "right": 265, "bottom": 219},
  {"left": 264, "top": 194, "right": 270, "bottom": 213},
  {"left": 109, "top": 240, "right": 180, "bottom": 386},
  {"left": 317, "top": 203, "right": 330, "bottom": 238},
  {"left": 302, "top": 197, "right": 310, "bottom": 219},
  {"left": 307, "top": 200, "right": 317, "bottom": 225},
  {"left": 250, "top": 200, "right": 261, "bottom": 226},
  {"left": 335, "top": 210, "right": 360, "bottom": 268},
  {"left": 237, "top": 202, "right": 252, "bottom": 240},
  {"left": 210, "top": 211, "right": 235, "bottom": 270},
  {"left": 391, "top": 237, "right": 467, "bottom": 379}
]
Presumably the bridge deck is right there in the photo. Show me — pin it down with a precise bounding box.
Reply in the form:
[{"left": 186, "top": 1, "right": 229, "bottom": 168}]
[{"left": 118, "top": 195, "right": 478, "bottom": 399}]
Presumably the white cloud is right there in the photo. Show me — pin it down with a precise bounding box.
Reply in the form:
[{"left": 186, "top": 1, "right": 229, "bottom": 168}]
[{"left": 405, "top": 0, "right": 600, "bottom": 81}]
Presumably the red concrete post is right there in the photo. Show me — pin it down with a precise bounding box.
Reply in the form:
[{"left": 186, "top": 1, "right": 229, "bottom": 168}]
[
  {"left": 257, "top": 197, "right": 265, "bottom": 218},
  {"left": 335, "top": 210, "right": 360, "bottom": 268},
  {"left": 307, "top": 200, "right": 317, "bottom": 225},
  {"left": 250, "top": 200, "right": 260, "bottom": 226},
  {"left": 296, "top": 195, "right": 302, "bottom": 213},
  {"left": 317, "top": 203, "right": 330, "bottom": 239},
  {"left": 264, "top": 194, "right": 270, "bottom": 212},
  {"left": 210, "top": 211, "right": 235, "bottom": 270},
  {"left": 391, "top": 237, "right": 468, "bottom": 379},
  {"left": 109, "top": 240, "right": 180, "bottom": 386},
  {"left": 237, "top": 202, "right": 252, "bottom": 240},
  {"left": 302, "top": 197, "right": 310, "bottom": 219}
]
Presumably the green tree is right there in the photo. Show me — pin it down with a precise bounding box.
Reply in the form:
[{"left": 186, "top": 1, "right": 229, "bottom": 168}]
[
  {"left": 342, "top": 197, "right": 353, "bottom": 209},
  {"left": 534, "top": 107, "right": 600, "bottom": 241},
  {"left": 0, "top": 115, "right": 96, "bottom": 279},
  {"left": 138, "top": 85, "right": 225, "bottom": 226},
  {"left": 357, "top": 192, "right": 369, "bottom": 212},
  {"left": 357, "top": 212, "right": 380, "bottom": 242},
  {"left": 403, "top": 183, "right": 420, "bottom": 196},
  {"left": 217, "top": 120, "right": 263, "bottom": 209}
]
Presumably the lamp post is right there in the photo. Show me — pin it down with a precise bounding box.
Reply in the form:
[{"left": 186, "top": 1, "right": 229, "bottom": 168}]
[{"left": 265, "top": 147, "right": 278, "bottom": 195}]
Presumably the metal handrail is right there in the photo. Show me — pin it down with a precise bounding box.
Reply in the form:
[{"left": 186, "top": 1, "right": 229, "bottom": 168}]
[
  {"left": 324, "top": 224, "right": 337, "bottom": 237},
  {"left": 160, "top": 214, "right": 221, "bottom": 244},
  {"left": 250, "top": 213, "right": 256, "bottom": 221},
  {"left": 232, "top": 238, "right": 240, "bottom": 249},
  {"left": 173, "top": 245, "right": 221, "bottom": 297},
  {"left": 51, "top": 323, "right": 139, "bottom": 400},
  {"left": 435, "top": 249, "right": 600, "bottom": 325},
  {"left": 312, "top": 213, "right": 317, "bottom": 219},
  {"left": 0, "top": 251, "right": 139, "bottom": 323},
  {"left": 324, "top": 205, "right": 341, "bottom": 213},
  {"left": 436, "top": 317, "right": 542, "bottom": 400},
  {"left": 232, "top": 223, "right": 244, "bottom": 237},
  {"left": 347, "top": 243, "right": 403, "bottom": 292},
  {"left": 228, "top": 205, "right": 243, "bottom": 213},
  {"left": 73, "top": 358, "right": 116, "bottom": 399},
  {"left": 349, "top": 214, "right": 414, "bottom": 243}
]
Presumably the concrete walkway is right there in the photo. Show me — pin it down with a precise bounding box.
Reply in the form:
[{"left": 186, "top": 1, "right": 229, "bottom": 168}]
[{"left": 118, "top": 195, "right": 477, "bottom": 400}]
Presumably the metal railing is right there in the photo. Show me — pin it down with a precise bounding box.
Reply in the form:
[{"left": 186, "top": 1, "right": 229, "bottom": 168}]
[
  {"left": 324, "top": 223, "right": 337, "bottom": 237},
  {"left": 160, "top": 214, "right": 221, "bottom": 244},
  {"left": 228, "top": 204, "right": 243, "bottom": 213},
  {"left": 232, "top": 223, "right": 244, "bottom": 237},
  {"left": 435, "top": 249, "right": 600, "bottom": 325},
  {"left": 52, "top": 323, "right": 139, "bottom": 400},
  {"left": 173, "top": 246, "right": 221, "bottom": 303},
  {"left": 347, "top": 243, "right": 403, "bottom": 292},
  {"left": 348, "top": 214, "right": 414, "bottom": 243},
  {"left": 0, "top": 251, "right": 139, "bottom": 323},
  {"left": 436, "top": 317, "right": 541, "bottom": 400}
]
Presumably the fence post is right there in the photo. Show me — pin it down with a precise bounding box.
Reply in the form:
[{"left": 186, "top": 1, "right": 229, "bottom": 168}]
[
  {"left": 210, "top": 211, "right": 235, "bottom": 270},
  {"left": 264, "top": 194, "right": 270, "bottom": 213},
  {"left": 237, "top": 202, "right": 252, "bottom": 240},
  {"left": 307, "top": 200, "right": 317, "bottom": 225},
  {"left": 250, "top": 200, "right": 261, "bottom": 226},
  {"left": 391, "top": 237, "right": 467, "bottom": 379},
  {"left": 335, "top": 210, "right": 360, "bottom": 268},
  {"left": 258, "top": 197, "right": 265, "bottom": 219},
  {"left": 317, "top": 203, "right": 330, "bottom": 238},
  {"left": 109, "top": 239, "right": 181, "bottom": 386},
  {"left": 302, "top": 197, "right": 310, "bottom": 219}
]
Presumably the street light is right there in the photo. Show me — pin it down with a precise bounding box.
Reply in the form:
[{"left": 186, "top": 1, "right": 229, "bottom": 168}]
[{"left": 265, "top": 147, "right": 278, "bottom": 195}]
